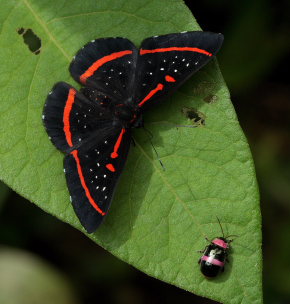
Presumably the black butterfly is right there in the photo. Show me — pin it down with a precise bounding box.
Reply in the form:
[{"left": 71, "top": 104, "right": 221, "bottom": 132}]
[{"left": 43, "top": 31, "right": 223, "bottom": 233}]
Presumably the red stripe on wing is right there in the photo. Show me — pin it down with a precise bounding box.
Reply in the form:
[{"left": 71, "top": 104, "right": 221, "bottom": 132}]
[
  {"left": 63, "top": 88, "right": 76, "bottom": 147},
  {"left": 138, "top": 83, "right": 164, "bottom": 107},
  {"left": 71, "top": 150, "right": 106, "bottom": 216},
  {"left": 80, "top": 50, "right": 133, "bottom": 83},
  {"left": 111, "top": 128, "right": 126, "bottom": 159},
  {"left": 140, "top": 47, "right": 212, "bottom": 56},
  {"left": 165, "top": 75, "right": 176, "bottom": 82},
  {"left": 106, "top": 163, "right": 116, "bottom": 172}
]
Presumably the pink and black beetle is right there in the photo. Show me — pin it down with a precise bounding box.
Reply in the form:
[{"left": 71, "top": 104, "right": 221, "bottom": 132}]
[{"left": 198, "top": 218, "right": 237, "bottom": 278}]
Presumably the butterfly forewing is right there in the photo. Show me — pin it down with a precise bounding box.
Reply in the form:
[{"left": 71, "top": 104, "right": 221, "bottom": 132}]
[
  {"left": 69, "top": 38, "right": 138, "bottom": 102},
  {"left": 134, "top": 31, "right": 223, "bottom": 110}
]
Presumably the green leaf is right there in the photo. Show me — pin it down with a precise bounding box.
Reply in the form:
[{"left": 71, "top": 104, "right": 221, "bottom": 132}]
[{"left": 0, "top": 0, "right": 262, "bottom": 303}]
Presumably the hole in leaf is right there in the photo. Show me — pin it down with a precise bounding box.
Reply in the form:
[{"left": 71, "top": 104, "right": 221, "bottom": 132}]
[
  {"left": 17, "top": 27, "right": 41, "bottom": 55},
  {"left": 181, "top": 107, "right": 206, "bottom": 127},
  {"left": 203, "top": 94, "right": 219, "bottom": 104}
]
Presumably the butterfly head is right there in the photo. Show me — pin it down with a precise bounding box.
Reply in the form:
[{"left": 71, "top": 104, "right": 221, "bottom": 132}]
[{"left": 113, "top": 103, "right": 142, "bottom": 128}]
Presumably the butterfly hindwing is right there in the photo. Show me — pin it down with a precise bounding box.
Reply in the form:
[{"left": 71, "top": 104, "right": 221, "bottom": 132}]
[
  {"left": 134, "top": 31, "right": 224, "bottom": 110},
  {"left": 69, "top": 38, "right": 138, "bottom": 102},
  {"left": 64, "top": 127, "right": 131, "bottom": 233}
]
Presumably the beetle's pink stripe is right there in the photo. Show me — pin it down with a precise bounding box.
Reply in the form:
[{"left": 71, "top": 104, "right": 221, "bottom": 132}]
[
  {"left": 212, "top": 238, "right": 228, "bottom": 249},
  {"left": 201, "top": 256, "right": 224, "bottom": 267}
]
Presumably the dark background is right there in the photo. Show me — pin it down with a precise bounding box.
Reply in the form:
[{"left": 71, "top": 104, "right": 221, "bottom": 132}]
[{"left": 1, "top": 0, "right": 290, "bottom": 303}]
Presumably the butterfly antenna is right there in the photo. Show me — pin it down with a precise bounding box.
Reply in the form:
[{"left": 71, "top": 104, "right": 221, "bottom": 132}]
[
  {"left": 143, "top": 127, "right": 165, "bottom": 171},
  {"left": 216, "top": 216, "right": 225, "bottom": 238}
]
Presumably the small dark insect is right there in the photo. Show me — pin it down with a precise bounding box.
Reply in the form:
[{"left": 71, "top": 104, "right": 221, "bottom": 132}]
[
  {"left": 198, "top": 218, "right": 236, "bottom": 278},
  {"left": 42, "top": 31, "right": 223, "bottom": 233}
]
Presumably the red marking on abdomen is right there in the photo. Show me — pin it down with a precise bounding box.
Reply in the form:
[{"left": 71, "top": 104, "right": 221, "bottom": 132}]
[
  {"left": 201, "top": 255, "right": 224, "bottom": 267},
  {"left": 63, "top": 88, "right": 76, "bottom": 147},
  {"left": 165, "top": 75, "right": 176, "bottom": 82},
  {"left": 106, "top": 163, "right": 116, "bottom": 172},
  {"left": 80, "top": 50, "right": 133, "bottom": 83},
  {"left": 138, "top": 83, "right": 164, "bottom": 107},
  {"left": 111, "top": 128, "right": 126, "bottom": 159},
  {"left": 212, "top": 238, "right": 228, "bottom": 249},
  {"left": 140, "top": 47, "right": 212, "bottom": 57},
  {"left": 71, "top": 150, "right": 106, "bottom": 216}
]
